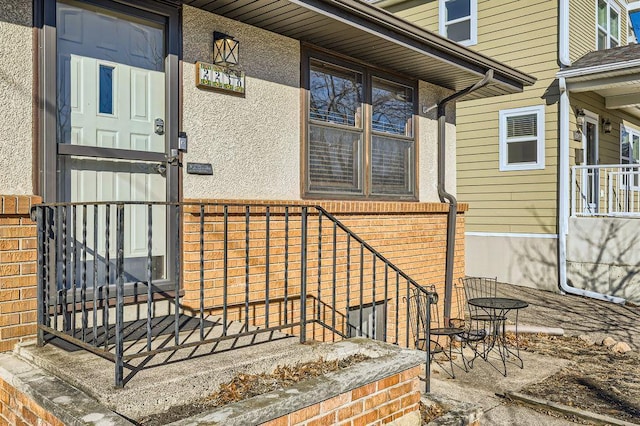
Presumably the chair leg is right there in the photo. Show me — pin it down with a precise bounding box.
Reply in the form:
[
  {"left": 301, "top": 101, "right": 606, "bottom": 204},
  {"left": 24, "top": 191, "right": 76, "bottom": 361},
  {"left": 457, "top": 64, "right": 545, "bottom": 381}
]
[
  {"left": 459, "top": 340, "right": 470, "bottom": 373},
  {"left": 448, "top": 342, "right": 456, "bottom": 379}
]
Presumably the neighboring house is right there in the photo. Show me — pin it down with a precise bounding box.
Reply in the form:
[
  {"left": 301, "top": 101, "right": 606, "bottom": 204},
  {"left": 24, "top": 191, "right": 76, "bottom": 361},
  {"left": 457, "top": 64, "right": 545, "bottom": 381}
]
[
  {"left": 0, "top": 0, "right": 532, "bottom": 403},
  {"left": 376, "top": 0, "right": 640, "bottom": 304}
]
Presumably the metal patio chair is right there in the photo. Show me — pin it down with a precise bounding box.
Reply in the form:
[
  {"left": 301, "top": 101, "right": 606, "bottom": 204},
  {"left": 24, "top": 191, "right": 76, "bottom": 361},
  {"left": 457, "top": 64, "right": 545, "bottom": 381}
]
[
  {"left": 407, "top": 285, "right": 465, "bottom": 378},
  {"left": 451, "top": 281, "right": 487, "bottom": 369},
  {"left": 459, "top": 276, "right": 505, "bottom": 360}
]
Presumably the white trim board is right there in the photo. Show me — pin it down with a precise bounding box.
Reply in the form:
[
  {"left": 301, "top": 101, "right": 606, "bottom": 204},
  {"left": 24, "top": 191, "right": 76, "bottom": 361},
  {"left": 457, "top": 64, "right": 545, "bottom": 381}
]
[{"left": 465, "top": 232, "right": 558, "bottom": 239}]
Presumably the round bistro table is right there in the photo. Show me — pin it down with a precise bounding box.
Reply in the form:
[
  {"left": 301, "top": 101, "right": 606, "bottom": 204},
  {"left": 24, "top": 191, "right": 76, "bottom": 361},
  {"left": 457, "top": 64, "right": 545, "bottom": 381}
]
[{"left": 467, "top": 297, "right": 529, "bottom": 376}]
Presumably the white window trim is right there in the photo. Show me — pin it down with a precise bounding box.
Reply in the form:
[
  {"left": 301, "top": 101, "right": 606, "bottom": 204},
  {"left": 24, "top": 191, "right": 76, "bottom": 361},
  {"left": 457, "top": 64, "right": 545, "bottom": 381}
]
[
  {"left": 499, "top": 105, "right": 545, "bottom": 172},
  {"left": 439, "top": 0, "right": 477, "bottom": 46},
  {"left": 621, "top": 123, "right": 640, "bottom": 163},
  {"left": 596, "top": 0, "right": 621, "bottom": 49}
]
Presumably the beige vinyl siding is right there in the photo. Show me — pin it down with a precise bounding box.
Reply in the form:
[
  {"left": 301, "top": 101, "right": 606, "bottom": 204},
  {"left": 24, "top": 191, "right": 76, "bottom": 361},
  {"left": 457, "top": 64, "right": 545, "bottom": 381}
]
[
  {"left": 386, "top": 0, "right": 439, "bottom": 32},
  {"left": 457, "top": 0, "right": 559, "bottom": 234},
  {"left": 383, "top": 0, "right": 560, "bottom": 234},
  {"left": 570, "top": 0, "right": 628, "bottom": 63}
]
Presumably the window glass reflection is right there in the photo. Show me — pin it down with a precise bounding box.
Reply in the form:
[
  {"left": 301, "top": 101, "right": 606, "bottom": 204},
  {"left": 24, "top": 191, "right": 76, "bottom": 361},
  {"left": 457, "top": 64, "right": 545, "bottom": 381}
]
[
  {"left": 372, "top": 78, "right": 413, "bottom": 137},
  {"left": 445, "top": 0, "right": 470, "bottom": 21},
  {"left": 310, "top": 61, "right": 362, "bottom": 127},
  {"left": 98, "top": 65, "right": 114, "bottom": 115}
]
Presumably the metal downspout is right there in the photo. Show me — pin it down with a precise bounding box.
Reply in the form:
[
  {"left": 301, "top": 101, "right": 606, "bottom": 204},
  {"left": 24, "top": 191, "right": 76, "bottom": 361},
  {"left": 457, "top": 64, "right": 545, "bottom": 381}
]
[
  {"left": 557, "top": 78, "right": 625, "bottom": 304},
  {"left": 557, "top": 1, "right": 624, "bottom": 303},
  {"left": 437, "top": 70, "right": 494, "bottom": 322}
]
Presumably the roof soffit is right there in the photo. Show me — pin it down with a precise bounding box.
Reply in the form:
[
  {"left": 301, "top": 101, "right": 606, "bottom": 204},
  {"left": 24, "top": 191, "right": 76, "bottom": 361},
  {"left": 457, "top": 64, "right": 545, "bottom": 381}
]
[{"left": 181, "top": 0, "right": 535, "bottom": 99}]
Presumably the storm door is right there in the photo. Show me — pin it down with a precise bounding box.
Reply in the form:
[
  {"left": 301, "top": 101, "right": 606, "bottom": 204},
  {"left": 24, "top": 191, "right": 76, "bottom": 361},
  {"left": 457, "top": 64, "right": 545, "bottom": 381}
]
[
  {"left": 582, "top": 115, "right": 599, "bottom": 213},
  {"left": 44, "top": 0, "right": 179, "bottom": 294}
]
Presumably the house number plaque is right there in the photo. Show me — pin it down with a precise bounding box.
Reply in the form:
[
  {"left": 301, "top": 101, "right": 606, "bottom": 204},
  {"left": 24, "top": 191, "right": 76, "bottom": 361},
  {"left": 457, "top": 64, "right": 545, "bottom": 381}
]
[{"left": 196, "top": 61, "right": 245, "bottom": 95}]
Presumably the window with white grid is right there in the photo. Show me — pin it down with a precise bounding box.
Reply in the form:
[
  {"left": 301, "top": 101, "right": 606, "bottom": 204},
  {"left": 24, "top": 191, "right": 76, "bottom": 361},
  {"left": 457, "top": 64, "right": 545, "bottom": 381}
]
[{"left": 499, "top": 106, "right": 545, "bottom": 171}]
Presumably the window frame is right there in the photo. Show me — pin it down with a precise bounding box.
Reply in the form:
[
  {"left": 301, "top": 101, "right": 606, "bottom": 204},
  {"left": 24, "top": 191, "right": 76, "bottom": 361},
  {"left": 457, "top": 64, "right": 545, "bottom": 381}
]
[
  {"left": 621, "top": 124, "right": 640, "bottom": 164},
  {"left": 621, "top": 124, "right": 640, "bottom": 188},
  {"left": 596, "top": 0, "right": 621, "bottom": 50},
  {"left": 439, "top": 0, "right": 478, "bottom": 47},
  {"left": 498, "top": 105, "right": 545, "bottom": 172},
  {"left": 301, "top": 47, "right": 419, "bottom": 201},
  {"left": 347, "top": 301, "right": 386, "bottom": 341}
]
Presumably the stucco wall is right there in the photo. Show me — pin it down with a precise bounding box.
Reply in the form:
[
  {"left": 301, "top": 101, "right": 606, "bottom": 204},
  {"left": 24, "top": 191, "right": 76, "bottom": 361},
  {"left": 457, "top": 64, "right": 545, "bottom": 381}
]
[
  {"left": 181, "top": 5, "right": 301, "bottom": 200},
  {"left": 465, "top": 234, "right": 558, "bottom": 291},
  {"left": 418, "top": 81, "right": 456, "bottom": 201},
  {"left": 568, "top": 217, "right": 640, "bottom": 303},
  {"left": 0, "top": 0, "right": 33, "bottom": 195},
  {"left": 181, "top": 6, "right": 454, "bottom": 202}
]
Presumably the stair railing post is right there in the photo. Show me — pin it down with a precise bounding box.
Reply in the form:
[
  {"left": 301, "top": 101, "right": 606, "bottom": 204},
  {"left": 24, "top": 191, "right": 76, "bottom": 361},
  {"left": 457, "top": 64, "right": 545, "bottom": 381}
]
[
  {"left": 300, "top": 207, "right": 308, "bottom": 344},
  {"left": 115, "top": 203, "right": 125, "bottom": 388},
  {"left": 34, "top": 206, "right": 45, "bottom": 346},
  {"left": 425, "top": 290, "right": 436, "bottom": 393}
]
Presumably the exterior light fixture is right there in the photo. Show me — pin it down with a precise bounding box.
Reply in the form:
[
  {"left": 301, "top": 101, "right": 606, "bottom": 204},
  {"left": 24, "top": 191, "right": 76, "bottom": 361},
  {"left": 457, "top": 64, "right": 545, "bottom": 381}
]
[
  {"left": 213, "top": 31, "right": 239, "bottom": 66},
  {"left": 602, "top": 118, "right": 612, "bottom": 134},
  {"left": 576, "top": 108, "right": 586, "bottom": 127}
]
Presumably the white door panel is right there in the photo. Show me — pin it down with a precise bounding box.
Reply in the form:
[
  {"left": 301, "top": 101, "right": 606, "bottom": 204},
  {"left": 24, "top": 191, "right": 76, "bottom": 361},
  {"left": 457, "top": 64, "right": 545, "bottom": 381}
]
[
  {"left": 57, "top": 2, "right": 169, "bottom": 284},
  {"left": 69, "top": 159, "right": 166, "bottom": 261},
  {"left": 68, "top": 54, "right": 164, "bottom": 152}
]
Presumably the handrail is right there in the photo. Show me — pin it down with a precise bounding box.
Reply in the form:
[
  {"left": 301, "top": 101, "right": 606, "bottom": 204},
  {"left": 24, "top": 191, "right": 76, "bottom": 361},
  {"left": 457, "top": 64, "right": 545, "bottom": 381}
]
[
  {"left": 31, "top": 201, "right": 437, "bottom": 389},
  {"left": 572, "top": 163, "right": 640, "bottom": 170},
  {"left": 571, "top": 164, "right": 640, "bottom": 217},
  {"left": 314, "top": 206, "right": 424, "bottom": 290}
]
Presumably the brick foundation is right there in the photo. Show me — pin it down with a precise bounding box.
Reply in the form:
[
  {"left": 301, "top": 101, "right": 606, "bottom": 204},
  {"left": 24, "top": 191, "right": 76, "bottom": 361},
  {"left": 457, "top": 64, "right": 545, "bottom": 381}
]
[
  {"left": 262, "top": 365, "right": 422, "bottom": 426},
  {"left": 0, "top": 376, "right": 64, "bottom": 426},
  {"left": 0, "top": 195, "right": 40, "bottom": 353},
  {"left": 182, "top": 199, "right": 466, "bottom": 346}
]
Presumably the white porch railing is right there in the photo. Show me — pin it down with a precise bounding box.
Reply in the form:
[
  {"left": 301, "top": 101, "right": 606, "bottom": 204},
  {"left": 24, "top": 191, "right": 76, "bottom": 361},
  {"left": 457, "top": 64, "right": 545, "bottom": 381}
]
[{"left": 571, "top": 164, "right": 640, "bottom": 217}]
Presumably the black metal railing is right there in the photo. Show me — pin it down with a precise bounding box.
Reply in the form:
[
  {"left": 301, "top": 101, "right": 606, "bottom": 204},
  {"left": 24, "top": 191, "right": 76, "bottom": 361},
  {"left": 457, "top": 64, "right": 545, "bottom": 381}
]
[{"left": 31, "top": 201, "right": 436, "bottom": 388}]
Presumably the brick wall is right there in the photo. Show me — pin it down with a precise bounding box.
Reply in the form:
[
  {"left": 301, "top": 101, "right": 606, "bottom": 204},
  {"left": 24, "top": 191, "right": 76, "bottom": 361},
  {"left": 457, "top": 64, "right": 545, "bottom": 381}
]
[
  {"left": 261, "top": 365, "right": 422, "bottom": 426},
  {"left": 0, "top": 195, "right": 40, "bottom": 353},
  {"left": 0, "top": 196, "right": 465, "bottom": 353},
  {"left": 181, "top": 200, "right": 466, "bottom": 347},
  {"left": 0, "top": 376, "right": 64, "bottom": 426}
]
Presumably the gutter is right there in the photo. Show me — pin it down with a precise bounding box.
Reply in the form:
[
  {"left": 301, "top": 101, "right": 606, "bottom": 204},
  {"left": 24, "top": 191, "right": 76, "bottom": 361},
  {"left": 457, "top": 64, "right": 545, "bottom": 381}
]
[
  {"left": 438, "top": 69, "right": 494, "bottom": 322},
  {"left": 557, "top": 60, "right": 640, "bottom": 78},
  {"left": 316, "top": 0, "right": 536, "bottom": 88}
]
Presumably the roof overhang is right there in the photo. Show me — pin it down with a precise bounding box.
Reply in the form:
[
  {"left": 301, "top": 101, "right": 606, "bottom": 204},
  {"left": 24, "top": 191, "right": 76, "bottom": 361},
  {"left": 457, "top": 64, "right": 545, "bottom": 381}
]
[
  {"left": 182, "top": 0, "right": 535, "bottom": 100},
  {"left": 558, "top": 60, "right": 640, "bottom": 119}
]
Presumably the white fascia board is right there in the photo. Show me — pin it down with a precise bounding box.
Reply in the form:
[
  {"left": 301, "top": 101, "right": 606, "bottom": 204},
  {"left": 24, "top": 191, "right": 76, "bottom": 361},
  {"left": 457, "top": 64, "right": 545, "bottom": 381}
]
[
  {"left": 628, "top": 1, "right": 640, "bottom": 10},
  {"left": 557, "top": 59, "right": 640, "bottom": 79}
]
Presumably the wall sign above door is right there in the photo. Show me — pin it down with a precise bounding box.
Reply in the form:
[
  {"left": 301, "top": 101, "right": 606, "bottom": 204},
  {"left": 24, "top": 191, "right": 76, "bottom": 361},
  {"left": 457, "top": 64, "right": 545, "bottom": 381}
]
[{"left": 196, "top": 61, "right": 245, "bottom": 95}]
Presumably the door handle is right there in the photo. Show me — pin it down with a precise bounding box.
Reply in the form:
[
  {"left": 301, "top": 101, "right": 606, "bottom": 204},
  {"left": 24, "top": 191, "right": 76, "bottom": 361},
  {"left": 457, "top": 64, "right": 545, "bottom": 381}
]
[{"left": 154, "top": 163, "right": 167, "bottom": 176}]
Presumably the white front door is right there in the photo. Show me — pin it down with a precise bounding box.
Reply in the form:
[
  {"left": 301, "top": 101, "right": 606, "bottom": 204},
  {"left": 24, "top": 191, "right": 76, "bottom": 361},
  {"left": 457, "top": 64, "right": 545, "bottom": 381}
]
[{"left": 56, "top": 1, "right": 172, "bottom": 285}]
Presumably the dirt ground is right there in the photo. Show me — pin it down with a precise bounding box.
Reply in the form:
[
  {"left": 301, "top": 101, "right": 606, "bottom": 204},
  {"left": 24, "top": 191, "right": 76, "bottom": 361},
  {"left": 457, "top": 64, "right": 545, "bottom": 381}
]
[{"left": 513, "top": 334, "right": 640, "bottom": 424}]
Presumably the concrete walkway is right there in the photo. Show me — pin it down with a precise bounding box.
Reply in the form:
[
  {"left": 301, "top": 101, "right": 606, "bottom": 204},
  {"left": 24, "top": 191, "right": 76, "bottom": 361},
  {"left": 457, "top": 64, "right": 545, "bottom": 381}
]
[
  {"left": 495, "top": 282, "right": 640, "bottom": 349},
  {"left": 429, "top": 350, "right": 577, "bottom": 425},
  {"left": 427, "top": 282, "right": 640, "bottom": 425}
]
